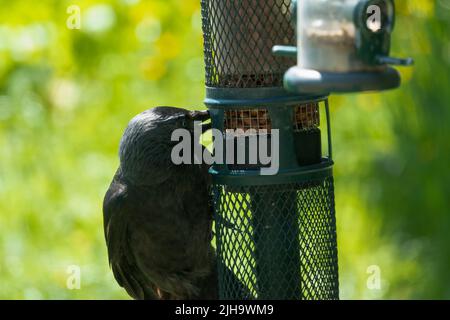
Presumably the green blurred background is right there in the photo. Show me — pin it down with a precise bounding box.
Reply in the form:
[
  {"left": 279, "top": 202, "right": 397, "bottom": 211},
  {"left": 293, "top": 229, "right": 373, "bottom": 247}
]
[{"left": 0, "top": 0, "right": 448, "bottom": 299}]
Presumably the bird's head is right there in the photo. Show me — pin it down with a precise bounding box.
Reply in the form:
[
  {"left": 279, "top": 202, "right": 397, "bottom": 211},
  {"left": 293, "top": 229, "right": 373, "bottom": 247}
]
[{"left": 119, "top": 107, "right": 210, "bottom": 184}]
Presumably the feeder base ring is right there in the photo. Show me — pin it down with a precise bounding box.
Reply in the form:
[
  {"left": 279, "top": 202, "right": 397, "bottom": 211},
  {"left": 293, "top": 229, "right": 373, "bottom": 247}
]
[
  {"left": 209, "top": 159, "right": 334, "bottom": 187},
  {"left": 284, "top": 66, "right": 401, "bottom": 94}
]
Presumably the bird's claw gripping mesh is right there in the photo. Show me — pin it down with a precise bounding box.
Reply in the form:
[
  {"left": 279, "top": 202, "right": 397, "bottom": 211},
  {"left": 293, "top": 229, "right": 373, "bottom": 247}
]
[{"left": 212, "top": 177, "right": 339, "bottom": 300}]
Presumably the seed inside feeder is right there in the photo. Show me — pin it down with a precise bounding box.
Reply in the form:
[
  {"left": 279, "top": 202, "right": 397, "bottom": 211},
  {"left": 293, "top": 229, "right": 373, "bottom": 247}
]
[
  {"left": 225, "top": 109, "right": 272, "bottom": 134},
  {"left": 294, "top": 103, "right": 320, "bottom": 131},
  {"left": 305, "top": 23, "right": 355, "bottom": 48},
  {"left": 224, "top": 103, "right": 320, "bottom": 135}
]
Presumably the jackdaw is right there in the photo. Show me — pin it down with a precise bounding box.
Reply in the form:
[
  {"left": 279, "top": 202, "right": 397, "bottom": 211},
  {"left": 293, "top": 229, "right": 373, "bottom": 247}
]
[{"left": 103, "top": 106, "right": 217, "bottom": 300}]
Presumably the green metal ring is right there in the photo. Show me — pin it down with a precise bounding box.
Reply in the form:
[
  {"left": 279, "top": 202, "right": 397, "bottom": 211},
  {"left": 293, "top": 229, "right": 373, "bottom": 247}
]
[
  {"left": 205, "top": 87, "right": 326, "bottom": 107},
  {"left": 210, "top": 160, "right": 334, "bottom": 187}
]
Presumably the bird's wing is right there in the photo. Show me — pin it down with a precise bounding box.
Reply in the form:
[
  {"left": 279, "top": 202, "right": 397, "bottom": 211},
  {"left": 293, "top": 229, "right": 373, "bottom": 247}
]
[
  {"left": 119, "top": 163, "right": 216, "bottom": 299},
  {"left": 104, "top": 164, "right": 218, "bottom": 300},
  {"left": 124, "top": 182, "right": 211, "bottom": 299},
  {"left": 103, "top": 171, "right": 158, "bottom": 300}
]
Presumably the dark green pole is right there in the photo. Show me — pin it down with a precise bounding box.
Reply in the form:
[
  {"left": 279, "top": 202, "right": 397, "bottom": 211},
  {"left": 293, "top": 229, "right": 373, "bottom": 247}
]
[{"left": 252, "top": 189, "right": 301, "bottom": 299}]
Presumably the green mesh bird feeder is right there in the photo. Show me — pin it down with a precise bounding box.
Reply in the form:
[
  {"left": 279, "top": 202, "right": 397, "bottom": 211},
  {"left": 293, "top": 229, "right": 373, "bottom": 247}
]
[{"left": 201, "top": 0, "right": 410, "bottom": 300}]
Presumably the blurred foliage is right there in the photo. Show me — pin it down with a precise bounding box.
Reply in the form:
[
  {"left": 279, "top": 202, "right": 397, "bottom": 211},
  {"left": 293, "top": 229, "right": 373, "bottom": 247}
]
[{"left": 0, "top": 0, "right": 448, "bottom": 299}]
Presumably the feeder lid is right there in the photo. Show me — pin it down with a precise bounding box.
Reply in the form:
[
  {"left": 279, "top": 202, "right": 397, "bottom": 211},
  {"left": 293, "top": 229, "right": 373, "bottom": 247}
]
[{"left": 284, "top": 66, "right": 401, "bottom": 94}]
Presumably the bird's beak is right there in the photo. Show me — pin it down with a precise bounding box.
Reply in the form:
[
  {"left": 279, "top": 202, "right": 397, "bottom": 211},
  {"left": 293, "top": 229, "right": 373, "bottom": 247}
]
[
  {"left": 201, "top": 122, "right": 212, "bottom": 133},
  {"left": 190, "top": 110, "right": 211, "bottom": 133},
  {"left": 190, "top": 110, "right": 210, "bottom": 122},
  {"left": 189, "top": 110, "right": 212, "bottom": 133}
]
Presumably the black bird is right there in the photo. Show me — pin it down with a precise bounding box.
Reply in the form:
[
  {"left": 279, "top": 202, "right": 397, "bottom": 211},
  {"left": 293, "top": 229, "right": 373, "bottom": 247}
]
[{"left": 103, "top": 106, "right": 217, "bottom": 300}]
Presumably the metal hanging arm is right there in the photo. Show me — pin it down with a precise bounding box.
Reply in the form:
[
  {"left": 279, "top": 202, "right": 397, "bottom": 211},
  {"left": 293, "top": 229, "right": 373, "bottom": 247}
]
[{"left": 376, "top": 55, "right": 414, "bottom": 66}]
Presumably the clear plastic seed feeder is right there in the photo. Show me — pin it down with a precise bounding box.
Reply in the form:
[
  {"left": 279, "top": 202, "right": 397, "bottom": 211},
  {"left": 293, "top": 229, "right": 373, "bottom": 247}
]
[{"left": 282, "top": 0, "right": 414, "bottom": 94}]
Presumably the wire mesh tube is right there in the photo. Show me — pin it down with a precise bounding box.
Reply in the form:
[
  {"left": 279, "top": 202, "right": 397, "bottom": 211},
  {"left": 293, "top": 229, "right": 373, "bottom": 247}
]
[
  {"left": 212, "top": 178, "right": 339, "bottom": 300},
  {"left": 201, "top": 0, "right": 295, "bottom": 88}
]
